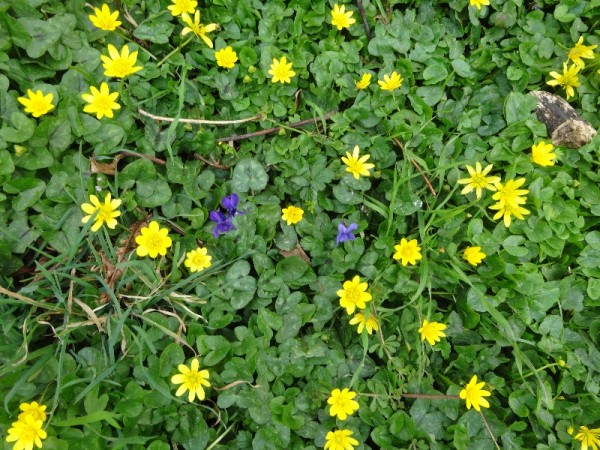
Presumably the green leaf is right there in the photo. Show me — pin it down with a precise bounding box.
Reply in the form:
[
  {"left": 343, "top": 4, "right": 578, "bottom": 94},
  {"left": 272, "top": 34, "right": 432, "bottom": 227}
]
[
  {"left": 276, "top": 256, "right": 309, "bottom": 283},
  {"left": 0, "top": 112, "right": 35, "bottom": 143},
  {"left": 196, "top": 335, "right": 231, "bottom": 366},
  {"left": 133, "top": 21, "right": 174, "bottom": 44},
  {"left": 159, "top": 343, "right": 185, "bottom": 377},
  {"left": 0, "top": 150, "right": 15, "bottom": 175},
  {"left": 232, "top": 158, "right": 269, "bottom": 193}
]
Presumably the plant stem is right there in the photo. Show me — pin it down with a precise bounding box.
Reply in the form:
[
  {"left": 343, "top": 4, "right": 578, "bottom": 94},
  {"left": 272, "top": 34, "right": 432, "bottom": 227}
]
[{"left": 157, "top": 37, "right": 194, "bottom": 67}]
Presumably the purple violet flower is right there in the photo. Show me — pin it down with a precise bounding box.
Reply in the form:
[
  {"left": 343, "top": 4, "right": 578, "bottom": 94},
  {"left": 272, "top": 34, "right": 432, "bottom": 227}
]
[
  {"left": 221, "top": 194, "right": 239, "bottom": 216},
  {"left": 336, "top": 222, "right": 358, "bottom": 246},
  {"left": 209, "top": 210, "right": 235, "bottom": 238}
]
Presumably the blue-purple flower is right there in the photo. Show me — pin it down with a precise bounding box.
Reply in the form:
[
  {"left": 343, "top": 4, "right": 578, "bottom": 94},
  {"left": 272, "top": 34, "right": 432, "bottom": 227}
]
[
  {"left": 336, "top": 222, "right": 358, "bottom": 245},
  {"left": 210, "top": 194, "right": 242, "bottom": 238},
  {"left": 221, "top": 193, "right": 239, "bottom": 215}
]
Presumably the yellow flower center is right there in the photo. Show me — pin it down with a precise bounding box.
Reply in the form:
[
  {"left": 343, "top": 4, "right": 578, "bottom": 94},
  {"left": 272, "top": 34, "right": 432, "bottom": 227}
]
[
  {"left": 112, "top": 58, "right": 133, "bottom": 77},
  {"left": 273, "top": 64, "right": 289, "bottom": 80},
  {"left": 345, "top": 286, "right": 361, "bottom": 303},
  {"left": 97, "top": 203, "right": 115, "bottom": 222},
  {"left": 184, "top": 370, "right": 204, "bottom": 389}
]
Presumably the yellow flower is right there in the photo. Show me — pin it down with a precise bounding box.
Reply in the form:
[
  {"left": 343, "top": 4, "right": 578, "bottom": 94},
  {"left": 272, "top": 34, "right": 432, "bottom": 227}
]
[
  {"left": 463, "top": 246, "right": 486, "bottom": 266},
  {"left": 418, "top": 320, "right": 447, "bottom": 346},
  {"left": 168, "top": 0, "right": 197, "bottom": 16},
  {"left": 547, "top": 63, "right": 580, "bottom": 100},
  {"left": 568, "top": 426, "right": 575, "bottom": 435},
  {"left": 378, "top": 71, "right": 403, "bottom": 91},
  {"left": 355, "top": 73, "right": 371, "bottom": 90},
  {"left": 336, "top": 275, "right": 372, "bottom": 315},
  {"left": 393, "top": 238, "right": 422, "bottom": 266},
  {"left": 184, "top": 247, "right": 212, "bottom": 273},
  {"left": 327, "top": 388, "right": 359, "bottom": 420},
  {"left": 281, "top": 205, "right": 304, "bottom": 225},
  {"left": 17, "top": 89, "right": 55, "bottom": 118},
  {"left": 341, "top": 145, "right": 375, "bottom": 179},
  {"left": 531, "top": 141, "right": 557, "bottom": 167},
  {"left": 330, "top": 4, "right": 356, "bottom": 30},
  {"left": 457, "top": 162, "right": 500, "bottom": 199},
  {"left": 135, "top": 221, "right": 173, "bottom": 258},
  {"left": 81, "top": 193, "right": 122, "bottom": 232},
  {"left": 459, "top": 375, "right": 491, "bottom": 411},
  {"left": 215, "top": 46, "right": 238, "bottom": 69},
  {"left": 181, "top": 11, "right": 218, "bottom": 48},
  {"left": 81, "top": 82, "right": 121, "bottom": 120},
  {"left": 170, "top": 358, "right": 211, "bottom": 402},
  {"left": 88, "top": 3, "right": 121, "bottom": 31},
  {"left": 6, "top": 415, "right": 47, "bottom": 450},
  {"left": 324, "top": 429, "right": 359, "bottom": 450},
  {"left": 101, "top": 44, "right": 142, "bottom": 78},
  {"left": 489, "top": 178, "right": 529, "bottom": 227},
  {"left": 574, "top": 426, "right": 600, "bottom": 450},
  {"left": 489, "top": 201, "right": 530, "bottom": 227},
  {"left": 349, "top": 312, "right": 379, "bottom": 335},
  {"left": 568, "top": 37, "right": 597, "bottom": 69},
  {"left": 470, "top": 0, "right": 490, "bottom": 9},
  {"left": 17, "top": 402, "right": 47, "bottom": 423},
  {"left": 268, "top": 56, "right": 296, "bottom": 84}
]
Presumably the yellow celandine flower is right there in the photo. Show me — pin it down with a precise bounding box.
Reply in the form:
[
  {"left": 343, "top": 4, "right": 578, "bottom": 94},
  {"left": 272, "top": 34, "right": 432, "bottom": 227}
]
[
  {"left": 101, "top": 44, "right": 142, "bottom": 79},
  {"left": 171, "top": 358, "right": 211, "bottom": 402},
  {"left": 463, "top": 246, "right": 486, "bottom": 266},
  {"left": 531, "top": 141, "right": 557, "bottom": 167},
  {"left": 418, "top": 320, "right": 447, "bottom": 346},
  {"left": 355, "top": 73, "right": 371, "bottom": 90},
  {"left": 135, "top": 221, "right": 173, "bottom": 258},
  {"left": 349, "top": 312, "right": 379, "bottom": 335},
  {"left": 393, "top": 238, "right": 422, "bottom": 266},
  {"left": 17, "top": 90, "right": 55, "bottom": 118},
  {"left": 81, "top": 82, "right": 121, "bottom": 120},
  {"left": 337, "top": 275, "right": 372, "bottom": 315},
  {"left": 268, "top": 56, "right": 296, "bottom": 84},
  {"left": 341, "top": 145, "right": 375, "bottom": 179},
  {"left": 181, "top": 11, "right": 218, "bottom": 48},
  {"left": 489, "top": 201, "right": 530, "bottom": 227},
  {"left": 459, "top": 375, "right": 491, "bottom": 411},
  {"left": 574, "top": 426, "right": 600, "bottom": 450},
  {"left": 327, "top": 388, "right": 360, "bottom": 420},
  {"left": 489, "top": 178, "right": 529, "bottom": 227},
  {"left": 88, "top": 3, "right": 121, "bottom": 31},
  {"left": 184, "top": 247, "right": 212, "bottom": 273},
  {"left": 5, "top": 415, "right": 47, "bottom": 450},
  {"left": 324, "top": 429, "right": 359, "bottom": 450},
  {"left": 470, "top": 0, "right": 490, "bottom": 10},
  {"left": 378, "top": 71, "right": 403, "bottom": 91},
  {"left": 281, "top": 205, "right": 304, "bottom": 225},
  {"left": 330, "top": 4, "right": 356, "bottom": 30},
  {"left": 215, "top": 46, "right": 238, "bottom": 69},
  {"left": 457, "top": 162, "right": 500, "bottom": 199},
  {"left": 17, "top": 402, "right": 47, "bottom": 423},
  {"left": 168, "top": 0, "right": 197, "bottom": 16},
  {"left": 547, "top": 63, "right": 580, "bottom": 100},
  {"left": 568, "top": 426, "right": 575, "bottom": 435},
  {"left": 568, "top": 37, "right": 597, "bottom": 69},
  {"left": 81, "top": 193, "right": 122, "bottom": 232}
]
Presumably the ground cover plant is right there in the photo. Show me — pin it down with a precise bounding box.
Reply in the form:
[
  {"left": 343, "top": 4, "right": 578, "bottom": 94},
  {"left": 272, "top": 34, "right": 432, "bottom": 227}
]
[{"left": 1, "top": 0, "right": 600, "bottom": 448}]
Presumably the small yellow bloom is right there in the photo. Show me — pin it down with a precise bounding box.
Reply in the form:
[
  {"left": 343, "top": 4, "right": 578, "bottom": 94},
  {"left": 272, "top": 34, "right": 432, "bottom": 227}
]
[
  {"left": 327, "top": 388, "right": 359, "bottom": 420},
  {"left": 378, "top": 71, "right": 403, "bottom": 91},
  {"left": 184, "top": 247, "right": 212, "bottom": 273},
  {"left": 18, "top": 402, "right": 47, "bottom": 423},
  {"left": 330, "top": 4, "right": 356, "bottom": 30},
  {"left": 215, "top": 46, "right": 238, "bottom": 69},
  {"left": 6, "top": 415, "right": 47, "bottom": 450},
  {"left": 81, "top": 82, "right": 121, "bottom": 120},
  {"left": 459, "top": 375, "right": 491, "bottom": 411},
  {"left": 135, "top": 221, "right": 173, "bottom": 258},
  {"left": 489, "top": 201, "right": 530, "bottom": 227},
  {"left": 457, "top": 162, "right": 500, "bottom": 199},
  {"left": 268, "top": 56, "right": 296, "bottom": 84},
  {"left": 568, "top": 426, "right": 575, "bottom": 435},
  {"left": 574, "top": 425, "right": 600, "bottom": 450},
  {"left": 324, "top": 429, "right": 359, "bottom": 450},
  {"left": 568, "top": 37, "right": 597, "bottom": 69},
  {"left": 355, "top": 73, "right": 371, "bottom": 90},
  {"left": 337, "top": 275, "right": 372, "bottom": 315},
  {"left": 168, "top": 0, "right": 197, "bottom": 16},
  {"left": 531, "top": 141, "right": 557, "bottom": 167},
  {"left": 81, "top": 193, "right": 122, "bottom": 232},
  {"left": 341, "top": 145, "right": 375, "bottom": 179},
  {"left": 349, "top": 312, "right": 379, "bottom": 335},
  {"left": 181, "top": 11, "right": 218, "bottom": 48},
  {"left": 393, "top": 238, "right": 422, "bottom": 266},
  {"left": 171, "top": 358, "right": 211, "bottom": 402},
  {"left": 281, "top": 205, "right": 304, "bottom": 225},
  {"left": 101, "top": 44, "right": 142, "bottom": 79},
  {"left": 470, "top": 0, "right": 490, "bottom": 10},
  {"left": 547, "top": 63, "right": 580, "bottom": 100},
  {"left": 418, "top": 320, "right": 447, "bottom": 346},
  {"left": 17, "top": 89, "right": 55, "bottom": 118},
  {"left": 463, "top": 246, "right": 486, "bottom": 266},
  {"left": 88, "top": 3, "right": 122, "bottom": 31},
  {"left": 489, "top": 178, "right": 530, "bottom": 227}
]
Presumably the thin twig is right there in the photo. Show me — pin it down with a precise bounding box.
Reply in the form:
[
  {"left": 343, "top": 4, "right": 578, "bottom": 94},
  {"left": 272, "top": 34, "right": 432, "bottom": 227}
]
[
  {"left": 356, "top": 0, "right": 371, "bottom": 39},
  {"left": 392, "top": 137, "right": 437, "bottom": 197},
  {"left": 479, "top": 410, "right": 501, "bottom": 450},
  {"left": 138, "top": 108, "right": 265, "bottom": 125},
  {"left": 401, "top": 393, "right": 460, "bottom": 400},
  {"left": 119, "top": 150, "right": 166, "bottom": 165},
  {"left": 194, "top": 155, "right": 231, "bottom": 170}
]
